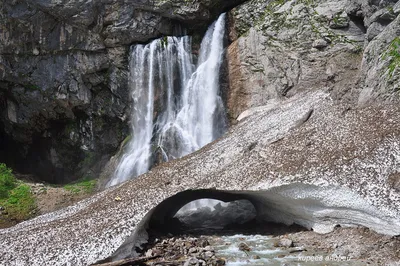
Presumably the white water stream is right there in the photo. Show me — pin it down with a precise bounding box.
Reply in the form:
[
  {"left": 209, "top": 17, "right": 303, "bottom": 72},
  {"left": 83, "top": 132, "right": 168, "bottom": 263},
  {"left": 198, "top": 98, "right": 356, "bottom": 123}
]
[
  {"left": 211, "top": 234, "right": 362, "bottom": 266},
  {"left": 108, "top": 14, "right": 227, "bottom": 186}
]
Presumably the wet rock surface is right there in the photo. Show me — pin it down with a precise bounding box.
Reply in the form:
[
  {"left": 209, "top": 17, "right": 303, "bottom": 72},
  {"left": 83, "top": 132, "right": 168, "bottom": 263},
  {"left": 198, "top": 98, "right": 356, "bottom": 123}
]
[{"left": 0, "top": 43, "right": 130, "bottom": 183}]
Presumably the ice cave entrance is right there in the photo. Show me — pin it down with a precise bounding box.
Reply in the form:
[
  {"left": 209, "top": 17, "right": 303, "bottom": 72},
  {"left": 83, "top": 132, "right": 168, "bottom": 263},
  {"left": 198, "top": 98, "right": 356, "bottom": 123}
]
[
  {"left": 173, "top": 199, "right": 257, "bottom": 231},
  {"left": 144, "top": 189, "right": 309, "bottom": 236}
]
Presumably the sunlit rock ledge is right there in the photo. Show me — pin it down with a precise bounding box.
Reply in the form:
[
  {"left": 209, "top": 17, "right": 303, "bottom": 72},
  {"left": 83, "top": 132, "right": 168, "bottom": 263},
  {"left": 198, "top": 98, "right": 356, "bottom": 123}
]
[{"left": 1, "top": 91, "right": 400, "bottom": 266}]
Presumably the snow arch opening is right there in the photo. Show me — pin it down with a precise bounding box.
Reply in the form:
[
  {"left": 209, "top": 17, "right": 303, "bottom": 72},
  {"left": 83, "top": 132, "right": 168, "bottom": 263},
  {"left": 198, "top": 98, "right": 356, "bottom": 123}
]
[
  {"left": 105, "top": 184, "right": 400, "bottom": 262},
  {"left": 106, "top": 189, "right": 306, "bottom": 262}
]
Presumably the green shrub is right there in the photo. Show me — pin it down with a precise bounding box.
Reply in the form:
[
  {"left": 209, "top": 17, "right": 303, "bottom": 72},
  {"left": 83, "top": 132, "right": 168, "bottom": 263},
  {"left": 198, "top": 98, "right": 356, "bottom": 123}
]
[
  {"left": 2, "top": 184, "right": 36, "bottom": 220},
  {"left": 64, "top": 178, "right": 96, "bottom": 194},
  {"left": 0, "top": 163, "right": 17, "bottom": 199},
  {"left": 382, "top": 37, "right": 400, "bottom": 78},
  {"left": 0, "top": 164, "right": 36, "bottom": 222}
]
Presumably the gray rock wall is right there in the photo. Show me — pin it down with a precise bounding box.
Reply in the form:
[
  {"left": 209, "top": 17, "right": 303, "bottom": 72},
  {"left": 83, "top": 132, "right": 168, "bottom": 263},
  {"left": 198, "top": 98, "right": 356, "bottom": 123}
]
[
  {"left": 226, "top": 0, "right": 400, "bottom": 119},
  {"left": 359, "top": 8, "right": 400, "bottom": 104}
]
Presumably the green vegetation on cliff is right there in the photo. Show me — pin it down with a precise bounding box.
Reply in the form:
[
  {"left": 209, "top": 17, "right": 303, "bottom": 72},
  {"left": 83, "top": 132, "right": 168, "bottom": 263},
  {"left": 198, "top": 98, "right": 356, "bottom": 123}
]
[{"left": 383, "top": 37, "right": 400, "bottom": 78}]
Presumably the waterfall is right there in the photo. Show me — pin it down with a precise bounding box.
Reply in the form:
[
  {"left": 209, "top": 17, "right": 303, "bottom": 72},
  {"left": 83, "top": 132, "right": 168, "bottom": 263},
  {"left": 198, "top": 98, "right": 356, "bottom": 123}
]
[{"left": 107, "top": 14, "right": 227, "bottom": 187}]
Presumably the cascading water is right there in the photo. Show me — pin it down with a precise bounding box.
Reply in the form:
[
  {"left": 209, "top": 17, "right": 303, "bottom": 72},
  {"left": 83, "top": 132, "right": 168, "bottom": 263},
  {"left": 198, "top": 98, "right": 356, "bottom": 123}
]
[{"left": 107, "top": 14, "right": 227, "bottom": 187}]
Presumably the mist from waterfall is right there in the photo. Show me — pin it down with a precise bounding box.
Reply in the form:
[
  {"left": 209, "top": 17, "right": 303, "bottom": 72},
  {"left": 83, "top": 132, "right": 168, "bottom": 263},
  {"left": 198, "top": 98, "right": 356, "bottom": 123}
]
[{"left": 107, "top": 14, "right": 227, "bottom": 187}]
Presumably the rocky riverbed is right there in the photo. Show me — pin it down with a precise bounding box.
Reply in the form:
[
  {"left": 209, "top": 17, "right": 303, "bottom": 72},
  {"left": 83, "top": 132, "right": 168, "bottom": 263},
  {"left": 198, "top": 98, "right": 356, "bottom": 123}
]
[{"left": 135, "top": 224, "right": 400, "bottom": 266}]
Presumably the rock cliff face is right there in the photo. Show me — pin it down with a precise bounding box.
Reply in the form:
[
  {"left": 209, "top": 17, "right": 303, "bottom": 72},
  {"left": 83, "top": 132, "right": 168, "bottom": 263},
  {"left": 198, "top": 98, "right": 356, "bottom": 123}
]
[
  {"left": 226, "top": 0, "right": 400, "bottom": 119},
  {"left": 0, "top": 0, "right": 245, "bottom": 183}
]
